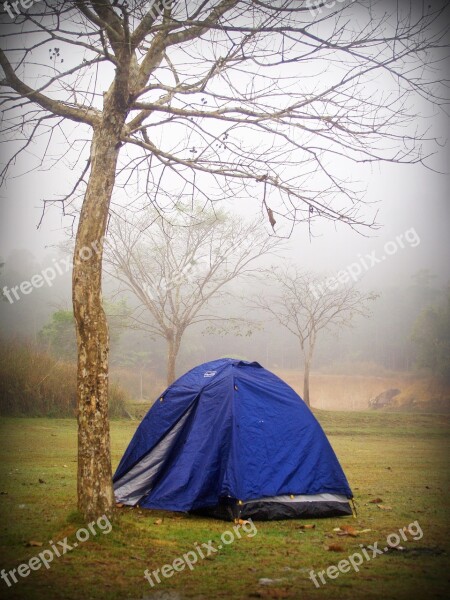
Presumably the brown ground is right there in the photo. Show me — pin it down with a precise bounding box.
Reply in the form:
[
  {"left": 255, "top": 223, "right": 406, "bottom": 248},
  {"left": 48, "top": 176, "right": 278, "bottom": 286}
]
[{"left": 275, "top": 370, "right": 450, "bottom": 412}]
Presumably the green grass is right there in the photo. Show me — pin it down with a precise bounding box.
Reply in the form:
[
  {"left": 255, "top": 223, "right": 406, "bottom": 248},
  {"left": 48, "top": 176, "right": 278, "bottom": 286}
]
[{"left": 0, "top": 413, "right": 449, "bottom": 599}]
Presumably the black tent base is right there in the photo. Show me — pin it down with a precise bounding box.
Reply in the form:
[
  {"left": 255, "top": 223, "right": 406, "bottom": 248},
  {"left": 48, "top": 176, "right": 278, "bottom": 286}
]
[{"left": 191, "top": 494, "right": 353, "bottom": 521}]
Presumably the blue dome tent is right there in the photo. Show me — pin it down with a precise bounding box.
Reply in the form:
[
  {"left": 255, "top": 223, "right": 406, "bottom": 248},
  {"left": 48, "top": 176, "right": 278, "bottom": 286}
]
[{"left": 113, "top": 359, "right": 353, "bottom": 520}]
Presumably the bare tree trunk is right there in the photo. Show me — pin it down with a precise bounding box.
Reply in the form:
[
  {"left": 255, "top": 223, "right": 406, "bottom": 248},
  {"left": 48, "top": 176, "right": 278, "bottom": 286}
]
[
  {"left": 72, "top": 124, "right": 122, "bottom": 521},
  {"left": 302, "top": 343, "right": 315, "bottom": 408},
  {"left": 166, "top": 332, "right": 181, "bottom": 387},
  {"left": 303, "top": 357, "right": 311, "bottom": 408}
]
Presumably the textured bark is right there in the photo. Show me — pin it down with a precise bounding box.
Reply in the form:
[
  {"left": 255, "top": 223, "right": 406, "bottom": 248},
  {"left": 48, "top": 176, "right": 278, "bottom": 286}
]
[{"left": 72, "top": 120, "right": 123, "bottom": 520}]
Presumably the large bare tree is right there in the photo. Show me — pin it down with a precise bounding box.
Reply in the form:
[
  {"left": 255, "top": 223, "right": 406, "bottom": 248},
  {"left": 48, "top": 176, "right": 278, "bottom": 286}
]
[
  {"left": 105, "top": 207, "right": 280, "bottom": 385},
  {"left": 254, "top": 267, "right": 376, "bottom": 406},
  {"left": 0, "top": 1, "right": 447, "bottom": 519}
]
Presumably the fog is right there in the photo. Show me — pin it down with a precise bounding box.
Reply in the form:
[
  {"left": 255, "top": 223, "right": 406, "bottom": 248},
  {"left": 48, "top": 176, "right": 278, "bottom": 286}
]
[
  {"left": 1, "top": 122, "right": 449, "bottom": 410},
  {"left": 1, "top": 154, "right": 448, "bottom": 398},
  {"left": 1, "top": 0, "right": 449, "bottom": 409}
]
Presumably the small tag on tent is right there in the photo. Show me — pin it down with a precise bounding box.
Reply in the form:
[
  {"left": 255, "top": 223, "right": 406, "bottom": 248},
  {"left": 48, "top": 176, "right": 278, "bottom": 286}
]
[{"left": 203, "top": 371, "right": 217, "bottom": 378}]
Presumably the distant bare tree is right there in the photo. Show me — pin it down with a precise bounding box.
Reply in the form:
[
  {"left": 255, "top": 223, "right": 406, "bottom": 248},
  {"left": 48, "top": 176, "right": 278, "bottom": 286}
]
[
  {"left": 105, "top": 207, "right": 281, "bottom": 385},
  {"left": 254, "top": 267, "right": 376, "bottom": 406},
  {"left": 0, "top": 0, "right": 447, "bottom": 518}
]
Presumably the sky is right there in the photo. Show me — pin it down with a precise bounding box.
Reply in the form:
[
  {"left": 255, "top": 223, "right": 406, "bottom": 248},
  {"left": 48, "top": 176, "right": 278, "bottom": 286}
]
[{"left": 1, "top": 139, "right": 448, "bottom": 291}]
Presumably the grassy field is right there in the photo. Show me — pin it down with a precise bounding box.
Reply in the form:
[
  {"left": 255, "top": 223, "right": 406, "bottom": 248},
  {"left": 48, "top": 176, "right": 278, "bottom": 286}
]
[{"left": 0, "top": 412, "right": 449, "bottom": 600}]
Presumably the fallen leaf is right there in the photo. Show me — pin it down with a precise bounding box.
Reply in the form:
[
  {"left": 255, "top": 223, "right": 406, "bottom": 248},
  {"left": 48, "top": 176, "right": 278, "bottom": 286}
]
[
  {"left": 297, "top": 524, "right": 315, "bottom": 530},
  {"left": 377, "top": 504, "right": 392, "bottom": 510},
  {"left": 339, "top": 525, "right": 358, "bottom": 537},
  {"left": 154, "top": 518, "right": 163, "bottom": 525},
  {"left": 326, "top": 544, "right": 345, "bottom": 552},
  {"left": 236, "top": 519, "right": 252, "bottom": 525},
  {"left": 26, "top": 541, "right": 43, "bottom": 547},
  {"left": 115, "top": 502, "right": 124, "bottom": 508},
  {"left": 368, "top": 498, "right": 383, "bottom": 503}
]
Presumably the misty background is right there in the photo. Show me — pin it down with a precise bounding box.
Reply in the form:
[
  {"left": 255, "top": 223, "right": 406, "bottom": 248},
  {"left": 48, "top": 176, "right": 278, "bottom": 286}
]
[
  {"left": 1, "top": 150, "right": 448, "bottom": 411},
  {"left": 1, "top": 2, "right": 449, "bottom": 411}
]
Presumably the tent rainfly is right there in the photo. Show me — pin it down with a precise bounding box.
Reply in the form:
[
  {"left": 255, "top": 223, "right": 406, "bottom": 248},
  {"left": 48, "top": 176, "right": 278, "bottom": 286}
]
[{"left": 114, "top": 359, "right": 353, "bottom": 520}]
